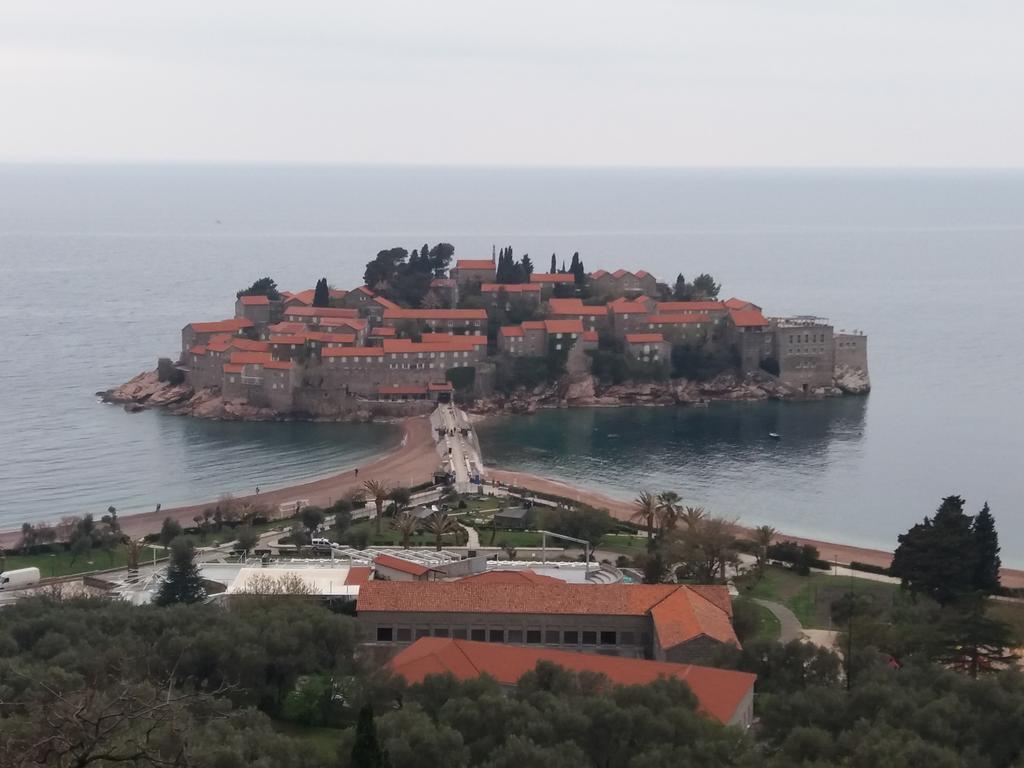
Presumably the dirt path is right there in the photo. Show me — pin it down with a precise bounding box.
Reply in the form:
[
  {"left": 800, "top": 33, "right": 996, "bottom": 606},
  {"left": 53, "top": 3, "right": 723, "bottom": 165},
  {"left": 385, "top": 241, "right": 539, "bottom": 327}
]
[
  {"left": 488, "top": 468, "right": 1024, "bottom": 589},
  {"left": 0, "top": 416, "right": 440, "bottom": 549}
]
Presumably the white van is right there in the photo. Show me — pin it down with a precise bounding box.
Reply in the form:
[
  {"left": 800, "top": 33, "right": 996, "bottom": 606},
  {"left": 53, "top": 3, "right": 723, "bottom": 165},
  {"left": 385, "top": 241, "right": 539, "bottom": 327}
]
[
  {"left": 310, "top": 537, "right": 332, "bottom": 547},
  {"left": 0, "top": 567, "right": 41, "bottom": 590}
]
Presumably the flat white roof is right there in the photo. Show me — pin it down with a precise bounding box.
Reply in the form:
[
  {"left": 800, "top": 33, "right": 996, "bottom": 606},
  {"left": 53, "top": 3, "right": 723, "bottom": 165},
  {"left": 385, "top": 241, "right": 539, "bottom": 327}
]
[{"left": 225, "top": 566, "right": 359, "bottom": 596}]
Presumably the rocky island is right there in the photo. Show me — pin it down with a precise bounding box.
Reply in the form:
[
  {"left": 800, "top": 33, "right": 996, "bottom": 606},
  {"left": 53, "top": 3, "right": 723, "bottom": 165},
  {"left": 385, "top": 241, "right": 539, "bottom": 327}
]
[{"left": 102, "top": 245, "right": 870, "bottom": 421}]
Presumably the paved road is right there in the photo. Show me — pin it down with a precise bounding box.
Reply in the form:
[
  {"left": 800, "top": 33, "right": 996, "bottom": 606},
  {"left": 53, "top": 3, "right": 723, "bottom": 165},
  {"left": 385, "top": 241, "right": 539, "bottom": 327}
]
[{"left": 753, "top": 598, "right": 803, "bottom": 643}]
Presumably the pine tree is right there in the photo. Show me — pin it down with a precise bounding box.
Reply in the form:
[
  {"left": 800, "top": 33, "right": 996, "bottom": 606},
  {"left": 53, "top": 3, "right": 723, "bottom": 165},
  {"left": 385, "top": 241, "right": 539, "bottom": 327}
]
[
  {"left": 936, "top": 597, "right": 1016, "bottom": 678},
  {"left": 550, "top": 253, "right": 557, "bottom": 274},
  {"left": 891, "top": 495, "right": 978, "bottom": 606},
  {"left": 673, "top": 274, "right": 689, "bottom": 301},
  {"left": 973, "top": 502, "right": 1001, "bottom": 594},
  {"left": 351, "top": 704, "right": 388, "bottom": 768},
  {"left": 155, "top": 538, "right": 206, "bottom": 606}
]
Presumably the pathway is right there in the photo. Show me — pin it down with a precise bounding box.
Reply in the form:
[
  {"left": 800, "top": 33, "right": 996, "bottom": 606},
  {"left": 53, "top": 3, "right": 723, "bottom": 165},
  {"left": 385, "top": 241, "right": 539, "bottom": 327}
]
[{"left": 753, "top": 598, "right": 803, "bottom": 643}]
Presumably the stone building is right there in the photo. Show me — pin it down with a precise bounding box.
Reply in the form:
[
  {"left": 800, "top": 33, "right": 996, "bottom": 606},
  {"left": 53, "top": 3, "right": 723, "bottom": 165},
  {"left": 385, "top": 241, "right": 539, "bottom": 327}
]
[
  {"left": 625, "top": 333, "right": 670, "bottom": 364},
  {"left": 640, "top": 314, "right": 714, "bottom": 344},
  {"left": 727, "top": 308, "right": 772, "bottom": 374},
  {"left": 480, "top": 282, "right": 542, "bottom": 310},
  {"left": 770, "top": 316, "right": 836, "bottom": 390},
  {"left": 589, "top": 269, "right": 659, "bottom": 298},
  {"left": 546, "top": 298, "right": 609, "bottom": 333},
  {"left": 181, "top": 318, "right": 254, "bottom": 356},
  {"left": 234, "top": 295, "right": 277, "bottom": 325},
  {"left": 382, "top": 308, "right": 488, "bottom": 335},
  {"left": 449, "top": 259, "right": 496, "bottom": 287},
  {"left": 281, "top": 306, "right": 360, "bottom": 325},
  {"left": 357, "top": 581, "right": 739, "bottom": 665}
]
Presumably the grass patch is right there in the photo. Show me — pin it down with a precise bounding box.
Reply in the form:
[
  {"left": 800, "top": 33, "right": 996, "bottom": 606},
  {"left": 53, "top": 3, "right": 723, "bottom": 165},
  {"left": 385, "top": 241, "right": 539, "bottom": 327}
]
[
  {"left": 736, "top": 565, "right": 905, "bottom": 630},
  {"left": 735, "top": 597, "right": 782, "bottom": 642},
  {"left": 2, "top": 545, "right": 164, "bottom": 578},
  {"left": 337, "top": 520, "right": 463, "bottom": 548},
  {"left": 600, "top": 533, "right": 648, "bottom": 558}
]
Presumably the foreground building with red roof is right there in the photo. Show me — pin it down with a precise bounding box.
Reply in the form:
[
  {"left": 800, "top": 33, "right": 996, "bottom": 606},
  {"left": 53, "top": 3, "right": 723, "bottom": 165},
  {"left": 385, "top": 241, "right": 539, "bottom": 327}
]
[
  {"left": 388, "top": 637, "right": 756, "bottom": 727},
  {"left": 357, "top": 581, "right": 739, "bottom": 665}
]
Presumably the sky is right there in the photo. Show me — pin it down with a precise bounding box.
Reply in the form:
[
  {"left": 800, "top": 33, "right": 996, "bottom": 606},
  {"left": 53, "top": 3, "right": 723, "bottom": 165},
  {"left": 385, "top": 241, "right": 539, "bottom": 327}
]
[{"left": 1, "top": 1, "right": 1023, "bottom": 167}]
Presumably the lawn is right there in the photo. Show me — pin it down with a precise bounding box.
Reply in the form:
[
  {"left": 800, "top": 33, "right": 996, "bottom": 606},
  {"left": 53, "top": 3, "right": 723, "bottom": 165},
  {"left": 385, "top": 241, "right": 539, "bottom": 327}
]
[
  {"left": 734, "top": 597, "right": 782, "bottom": 642},
  {"left": 2, "top": 544, "right": 164, "bottom": 578},
  {"left": 736, "top": 565, "right": 905, "bottom": 630},
  {"left": 600, "top": 533, "right": 648, "bottom": 558},
  {"left": 336, "top": 520, "right": 464, "bottom": 548}
]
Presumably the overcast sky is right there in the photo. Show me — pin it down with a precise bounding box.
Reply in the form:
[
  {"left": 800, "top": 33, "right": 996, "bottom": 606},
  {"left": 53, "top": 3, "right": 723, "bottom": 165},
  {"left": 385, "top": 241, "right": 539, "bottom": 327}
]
[{"left": 2, "top": 1, "right": 1022, "bottom": 167}]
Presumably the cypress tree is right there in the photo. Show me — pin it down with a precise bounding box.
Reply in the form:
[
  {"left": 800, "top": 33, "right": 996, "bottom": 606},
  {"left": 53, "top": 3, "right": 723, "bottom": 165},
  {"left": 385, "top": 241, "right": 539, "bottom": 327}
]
[
  {"left": 891, "top": 495, "right": 978, "bottom": 606},
  {"left": 154, "top": 538, "right": 206, "bottom": 606},
  {"left": 550, "top": 253, "right": 557, "bottom": 274},
  {"left": 312, "top": 277, "right": 330, "bottom": 307},
  {"left": 521, "top": 254, "right": 534, "bottom": 278},
  {"left": 351, "top": 704, "right": 388, "bottom": 767},
  {"left": 973, "top": 502, "right": 1001, "bottom": 593}
]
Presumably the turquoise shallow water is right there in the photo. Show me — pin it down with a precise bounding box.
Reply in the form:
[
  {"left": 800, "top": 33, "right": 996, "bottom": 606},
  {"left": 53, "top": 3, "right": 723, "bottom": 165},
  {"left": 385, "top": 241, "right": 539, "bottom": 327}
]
[{"left": 0, "top": 166, "right": 1021, "bottom": 561}]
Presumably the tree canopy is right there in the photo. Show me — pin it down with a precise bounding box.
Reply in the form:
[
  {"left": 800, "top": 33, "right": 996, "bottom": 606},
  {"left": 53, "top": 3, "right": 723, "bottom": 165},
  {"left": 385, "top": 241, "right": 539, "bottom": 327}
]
[{"left": 236, "top": 276, "right": 281, "bottom": 300}]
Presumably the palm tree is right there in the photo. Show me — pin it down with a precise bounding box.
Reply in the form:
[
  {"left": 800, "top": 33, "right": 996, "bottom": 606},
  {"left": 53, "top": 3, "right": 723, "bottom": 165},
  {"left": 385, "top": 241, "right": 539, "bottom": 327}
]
[
  {"left": 656, "top": 491, "right": 683, "bottom": 534},
  {"left": 392, "top": 512, "right": 419, "bottom": 549},
  {"left": 363, "top": 480, "right": 390, "bottom": 535},
  {"left": 753, "top": 525, "right": 776, "bottom": 570},
  {"left": 680, "top": 505, "right": 706, "bottom": 530},
  {"left": 424, "top": 510, "right": 461, "bottom": 551},
  {"left": 632, "top": 491, "right": 657, "bottom": 542}
]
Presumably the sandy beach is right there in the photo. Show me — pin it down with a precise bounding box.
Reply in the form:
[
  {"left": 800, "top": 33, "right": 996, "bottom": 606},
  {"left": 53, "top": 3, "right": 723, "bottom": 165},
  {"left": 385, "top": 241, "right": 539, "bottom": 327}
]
[
  {"left": 488, "top": 468, "right": 1024, "bottom": 589},
  {"left": 0, "top": 416, "right": 440, "bottom": 549}
]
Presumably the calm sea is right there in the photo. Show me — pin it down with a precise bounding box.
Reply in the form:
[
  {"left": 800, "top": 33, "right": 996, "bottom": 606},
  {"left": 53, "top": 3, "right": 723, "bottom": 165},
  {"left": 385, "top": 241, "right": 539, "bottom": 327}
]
[{"left": 0, "top": 166, "right": 1021, "bottom": 560}]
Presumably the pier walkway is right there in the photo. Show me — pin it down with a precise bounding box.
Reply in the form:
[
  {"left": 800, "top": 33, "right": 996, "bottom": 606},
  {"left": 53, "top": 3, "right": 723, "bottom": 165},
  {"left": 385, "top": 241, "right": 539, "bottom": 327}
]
[{"left": 431, "top": 404, "right": 486, "bottom": 492}]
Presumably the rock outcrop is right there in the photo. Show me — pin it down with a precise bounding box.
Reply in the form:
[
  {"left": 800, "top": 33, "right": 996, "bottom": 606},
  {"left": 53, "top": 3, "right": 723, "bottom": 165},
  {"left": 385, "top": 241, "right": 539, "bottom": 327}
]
[{"left": 833, "top": 365, "right": 871, "bottom": 395}]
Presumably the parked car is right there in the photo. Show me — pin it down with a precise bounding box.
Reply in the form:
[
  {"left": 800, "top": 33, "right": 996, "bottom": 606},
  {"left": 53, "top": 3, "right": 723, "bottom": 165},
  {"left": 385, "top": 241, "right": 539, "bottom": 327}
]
[{"left": 0, "top": 567, "right": 41, "bottom": 591}]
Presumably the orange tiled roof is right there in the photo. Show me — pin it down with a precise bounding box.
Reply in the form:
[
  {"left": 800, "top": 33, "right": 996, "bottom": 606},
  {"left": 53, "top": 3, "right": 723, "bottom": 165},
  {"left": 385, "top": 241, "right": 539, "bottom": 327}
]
[
  {"left": 358, "top": 582, "right": 737, "bottom": 648},
  {"left": 306, "top": 332, "right": 356, "bottom": 344},
  {"left": 266, "top": 322, "right": 307, "bottom": 335},
  {"left": 582, "top": 330, "right": 599, "bottom": 342},
  {"left": 370, "top": 326, "right": 397, "bottom": 337},
  {"left": 374, "top": 554, "right": 430, "bottom": 576},
  {"left": 590, "top": 269, "right": 609, "bottom": 279},
  {"left": 190, "top": 318, "right": 254, "bottom": 334},
  {"left": 238, "top": 295, "right": 270, "bottom": 306},
  {"left": 372, "top": 296, "right": 402, "bottom": 311},
  {"left": 457, "top": 569, "right": 562, "bottom": 585},
  {"left": 388, "top": 638, "right": 756, "bottom": 725},
  {"left": 345, "top": 566, "right": 373, "bottom": 586},
  {"left": 321, "top": 346, "right": 384, "bottom": 358},
  {"left": 724, "top": 297, "right": 757, "bottom": 310},
  {"left": 378, "top": 384, "right": 428, "bottom": 395},
  {"left": 645, "top": 314, "right": 712, "bottom": 325},
  {"left": 522, "top": 321, "right": 546, "bottom": 330},
  {"left": 655, "top": 301, "right": 726, "bottom": 313},
  {"left": 189, "top": 345, "right": 207, "bottom": 355},
  {"left": 481, "top": 283, "right": 543, "bottom": 293},
  {"left": 543, "top": 319, "right": 584, "bottom": 334},
  {"left": 229, "top": 351, "right": 273, "bottom": 365},
  {"left": 454, "top": 259, "right": 496, "bottom": 271},
  {"left": 205, "top": 334, "right": 235, "bottom": 353},
  {"left": 269, "top": 334, "right": 306, "bottom": 345},
  {"left": 626, "top": 333, "right": 665, "bottom": 343},
  {"left": 264, "top": 360, "right": 292, "bottom": 371},
  {"left": 284, "top": 289, "right": 315, "bottom": 305},
  {"left": 635, "top": 270, "right": 651, "bottom": 278},
  {"left": 729, "top": 308, "right": 769, "bottom": 327},
  {"left": 428, "top": 382, "right": 454, "bottom": 391},
  {"left": 547, "top": 298, "right": 607, "bottom": 317},
  {"left": 319, "top": 318, "right": 367, "bottom": 331},
  {"left": 384, "top": 308, "right": 487, "bottom": 321},
  {"left": 222, "top": 363, "right": 244, "bottom": 374},
  {"left": 529, "top": 273, "right": 575, "bottom": 284},
  {"left": 284, "top": 306, "right": 359, "bottom": 319},
  {"left": 500, "top": 326, "right": 525, "bottom": 337},
  {"left": 229, "top": 338, "right": 271, "bottom": 352}
]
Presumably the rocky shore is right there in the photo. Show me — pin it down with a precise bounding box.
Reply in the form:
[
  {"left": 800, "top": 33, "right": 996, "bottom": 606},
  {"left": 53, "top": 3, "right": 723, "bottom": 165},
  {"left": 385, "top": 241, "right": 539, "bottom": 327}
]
[{"left": 467, "top": 367, "right": 871, "bottom": 416}]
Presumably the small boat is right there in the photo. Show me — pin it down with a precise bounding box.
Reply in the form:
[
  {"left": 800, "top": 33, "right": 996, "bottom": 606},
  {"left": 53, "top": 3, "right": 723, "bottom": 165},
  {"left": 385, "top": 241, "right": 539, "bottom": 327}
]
[{"left": 768, "top": 432, "right": 781, "bottom": 439}]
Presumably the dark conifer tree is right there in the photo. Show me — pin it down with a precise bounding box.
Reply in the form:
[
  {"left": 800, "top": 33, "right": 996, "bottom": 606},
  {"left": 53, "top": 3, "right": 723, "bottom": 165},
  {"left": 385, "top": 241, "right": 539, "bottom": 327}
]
[
  {"left": 312, "top": 277, "right": 330, "bottom": 307},
  {"left": 973, "top": 503, "right": 1001, "bottom": 594},
  {"left": 550, "top": 253, "right": 557, "bottom": 274},
  {"left": 521, "top": 254, "right": 534, "bottom": 278},
  {"left": 154, "top": 538, "right": 206, "bottom": 606},
  {"left": 351, "top": 704, "right": 388, "bottom": 767}
]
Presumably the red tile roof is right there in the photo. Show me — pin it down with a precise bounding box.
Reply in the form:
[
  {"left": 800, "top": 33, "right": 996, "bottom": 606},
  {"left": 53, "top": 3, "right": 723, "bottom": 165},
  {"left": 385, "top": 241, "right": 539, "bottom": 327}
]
[
  {"left": 522, "top": 321, "right": 546, "bottom": 330},
  {"left": 373, "top": 296, "right": 402, "bottom": 311},
  {"left": 229, "top": 351, "right": 274, "bottom": 365},
  {"left": 229, "top": 338, "right": 271, "bottom": 352},
  {"left": 264, "top": 360, "right": 293, "bottom": 371},
  {"left": 544, "top": 319, "right": 584, "bottom": 334},
  {"left": 454, "top": 259, "right": 496, "bottom": 271},
  {"left": 284, "top": 289, "right": 315, "bottom": 306},
  {"left": 284, "top": 306, "right": 359, "bottom": 319},
  {"left": 500, "top": 326, "right": 525, "bottom": 337},
  {"left": 590, "top": 269, "right": 609, "bottom": 279},
  {"left": 223, "top": 363, "right": 244, "bottom": 374},
  {"left": 530, "top": 273, "right": 575, "bottom": 283},
  {"left": 190, "top": 318, "right": 254, "bottom": 334},
  {"left": 389, "top": 638, "right": 755, "bottom": 724},
  {"left": 481, "top": 283, "right": 543, "bottom": 293},
  {"left": 355, "top": 285, "right": 375, "bottom": 296},
  {"left": 547, "top": 298, "right": 608, "bottom": 317},
  {"left": 582, "top": 330, "right": 599, "bottom": 342},
  {"left": 374, "top": 554, "right": 431, "bottom": 576},
  {"left": 269, "top": 334, "right": 307, "bottom": 345},
  {"left": 458, "top": 569, "right": 563, "bottom": 585},
  {"left": 428, "top": 382, "right": 454, "bottom": 392},
  {"left": 319, "top": 318, "right": 367, "bottom": 331},
  {"left": 724, "top": 297, "right": 757, "bottom": 310},
  {"left": 345, "top": 566, "right": 373, "bottom": 586},
  {"left": 655, "top": 301, "right": 726, "bottom": 313},
  {"left": 378, "top": 385, "right": 428, "bottom": 396},
  {"left": 359, "top": 582, "right": 737, "bottom": 649},
  {"left": 189, "top": 345, "right": 207, "bottom": 355},
  {"left": 370, "top": 326, "right": 397, "bottom": 337},
  {"left": 645, "top": 314, "right": 712, "bottom": 325},
  {"left": 267, "top": 322, "right": 308, "bottom": 335},
  {"left": 384, "top": 308, "right": 487, "bottom": 320},
  {"left": 625, "top": 333, "right": 665, "bottom": 343},
  {"left": 238, "top": 295, "right": 270, "bottom": 305},
  {"left": 729, "top": 308, "right": 769, "bottom": 327}
]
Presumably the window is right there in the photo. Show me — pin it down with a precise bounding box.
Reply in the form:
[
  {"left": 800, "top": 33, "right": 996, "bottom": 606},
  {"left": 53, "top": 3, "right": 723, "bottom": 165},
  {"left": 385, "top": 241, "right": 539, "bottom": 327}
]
[
  {"left": 396, "top": 628, "right": 411, "bottom": 642},
  {"left": 582, "top": 631, "right": 597, "bottom": 645},
  {"left": 545, "top": 630, "right": 560, "bottom": 644},
  {"left": 600, "top": 631, "right": 617, "bottom": 645},
  {"left": 433, "top": 628, "right": 450, "bottom": 638},
  {"left": 526, "top": 630, "right": 542, "bottom": 644},
  {"left": 415, "top": 628, "right": 429, "bottom": 639},
  {"left": 470, "top": 628, "right": 486, "bottom": 642},
  {"left": 563, "top": 631, "right": 579, "bottom": 645},
  {"left": 508, "top": 630, "right": 524, "bottom": 643},
  {"left": 376, "top": 627, "right": 393, "bottom": 642},
  {"left": 489, "top": 629, "right": 505, "bottom": 643}
]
